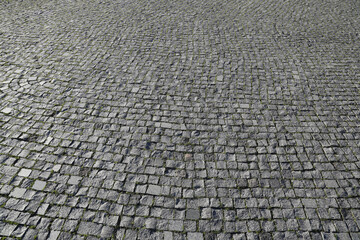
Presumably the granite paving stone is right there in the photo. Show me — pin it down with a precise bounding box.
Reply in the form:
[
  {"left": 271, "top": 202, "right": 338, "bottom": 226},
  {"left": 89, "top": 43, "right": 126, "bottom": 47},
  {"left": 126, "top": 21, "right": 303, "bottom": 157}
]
[
  {"left": 32, "top": 180, "right": 46, "bottom": 191},
  {"left": 0, "top": 0, "right": 360, "bottom": 239}
]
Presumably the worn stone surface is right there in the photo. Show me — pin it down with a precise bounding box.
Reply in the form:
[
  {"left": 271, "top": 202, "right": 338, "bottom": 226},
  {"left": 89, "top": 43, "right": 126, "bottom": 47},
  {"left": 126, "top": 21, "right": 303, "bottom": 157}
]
[{"left": 0, "top": 0, "right": 359, "bottom": 239}]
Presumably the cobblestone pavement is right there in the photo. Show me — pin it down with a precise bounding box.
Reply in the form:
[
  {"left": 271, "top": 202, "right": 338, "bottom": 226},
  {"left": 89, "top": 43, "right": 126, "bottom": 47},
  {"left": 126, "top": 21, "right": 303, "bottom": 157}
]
[{"left": 0, "top": 0, "right": 359, "bottom": 239}]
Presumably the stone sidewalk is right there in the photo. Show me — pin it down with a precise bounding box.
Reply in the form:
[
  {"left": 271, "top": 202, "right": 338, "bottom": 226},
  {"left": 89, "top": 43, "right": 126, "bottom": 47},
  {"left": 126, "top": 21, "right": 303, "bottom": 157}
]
[{"left": 0, "top": 0, "right": 359, "bottom": 239}]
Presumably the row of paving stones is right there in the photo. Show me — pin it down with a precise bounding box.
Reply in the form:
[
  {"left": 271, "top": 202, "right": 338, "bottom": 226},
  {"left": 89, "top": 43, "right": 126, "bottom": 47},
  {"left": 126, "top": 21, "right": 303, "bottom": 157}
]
[{"left": 0, "top": 0, "right": 360, "bottom": 239}]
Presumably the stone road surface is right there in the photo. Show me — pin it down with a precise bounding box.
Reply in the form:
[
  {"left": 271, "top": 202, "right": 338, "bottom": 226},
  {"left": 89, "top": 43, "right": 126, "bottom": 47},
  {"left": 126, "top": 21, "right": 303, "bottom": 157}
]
[{"left": 0, "top": 0, "right": 360, "bottom": 239}]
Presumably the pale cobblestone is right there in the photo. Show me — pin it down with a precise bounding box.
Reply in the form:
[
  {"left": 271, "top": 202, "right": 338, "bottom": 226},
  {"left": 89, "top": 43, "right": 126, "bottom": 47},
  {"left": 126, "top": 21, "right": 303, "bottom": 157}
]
[{"left": 0, "top": 0, "right": 360, "bottom": 239}]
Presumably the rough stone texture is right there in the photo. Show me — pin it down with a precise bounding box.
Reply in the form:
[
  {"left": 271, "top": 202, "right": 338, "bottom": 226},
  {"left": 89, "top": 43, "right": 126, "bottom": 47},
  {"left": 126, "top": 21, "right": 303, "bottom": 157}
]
[{"left": 0, "top": 0, "right": 359, "bottom": 239}]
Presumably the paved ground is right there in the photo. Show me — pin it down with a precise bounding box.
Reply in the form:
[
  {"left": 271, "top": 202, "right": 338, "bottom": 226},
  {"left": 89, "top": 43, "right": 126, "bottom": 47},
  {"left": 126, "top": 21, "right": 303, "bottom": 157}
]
[{"left": 0, "top": 0, "right": 359, "bottom": 239}]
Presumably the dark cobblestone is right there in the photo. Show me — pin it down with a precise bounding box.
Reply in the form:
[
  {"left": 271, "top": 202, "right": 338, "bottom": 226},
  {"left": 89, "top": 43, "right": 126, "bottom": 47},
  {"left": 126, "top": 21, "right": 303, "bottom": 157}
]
[{"left": 0, "top": 0, "right": 360, "bottom": 239}]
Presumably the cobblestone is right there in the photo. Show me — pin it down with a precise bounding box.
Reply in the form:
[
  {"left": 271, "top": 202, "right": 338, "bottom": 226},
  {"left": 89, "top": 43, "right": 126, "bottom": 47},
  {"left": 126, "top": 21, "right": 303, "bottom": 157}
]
[{"left": 0, "top": 0, "right": 360, "bottom": 239}]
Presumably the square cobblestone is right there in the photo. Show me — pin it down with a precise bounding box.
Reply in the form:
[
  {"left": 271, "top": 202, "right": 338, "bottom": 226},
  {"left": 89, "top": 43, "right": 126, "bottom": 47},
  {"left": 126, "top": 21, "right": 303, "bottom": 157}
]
[
  {"left": 0, "top": 0, "right": 359, "bottom": 239},
  {"left": 32, "top": 181, "right": 46, "bottom": 191}
]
